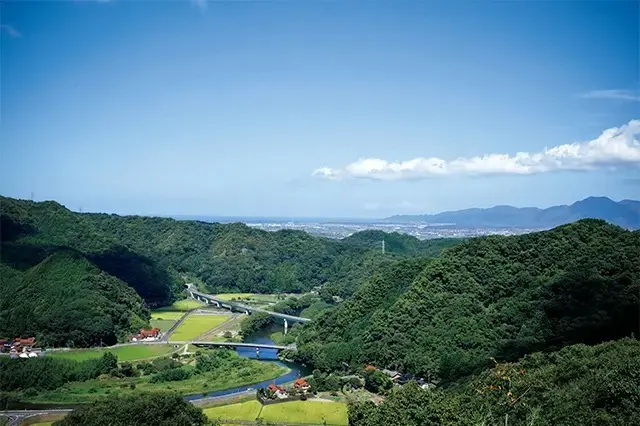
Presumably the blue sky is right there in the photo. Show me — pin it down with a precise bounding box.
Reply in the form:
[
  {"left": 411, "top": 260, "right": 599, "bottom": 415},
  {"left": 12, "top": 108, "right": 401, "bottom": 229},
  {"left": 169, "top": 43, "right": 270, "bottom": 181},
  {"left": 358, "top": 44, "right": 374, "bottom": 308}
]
[{"left": 1, "top": 0, "right": 638, "bottom": 218}]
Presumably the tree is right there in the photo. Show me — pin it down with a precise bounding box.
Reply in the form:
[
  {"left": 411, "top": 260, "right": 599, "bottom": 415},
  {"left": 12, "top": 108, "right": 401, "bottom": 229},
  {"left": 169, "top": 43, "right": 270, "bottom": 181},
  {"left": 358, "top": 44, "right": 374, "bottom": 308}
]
[
  {"left": 55, "top": 393, "right": 211, "bottom": 426},
  {"left": 363, "top": 370, "right": 393, "bottom": 394}
]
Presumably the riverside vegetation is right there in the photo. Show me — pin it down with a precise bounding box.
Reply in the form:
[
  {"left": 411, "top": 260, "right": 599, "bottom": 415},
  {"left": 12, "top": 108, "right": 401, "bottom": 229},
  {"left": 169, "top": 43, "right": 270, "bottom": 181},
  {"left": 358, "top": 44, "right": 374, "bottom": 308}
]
[{"left": 0, "top": 348, "right": 285, "bottom": 405}]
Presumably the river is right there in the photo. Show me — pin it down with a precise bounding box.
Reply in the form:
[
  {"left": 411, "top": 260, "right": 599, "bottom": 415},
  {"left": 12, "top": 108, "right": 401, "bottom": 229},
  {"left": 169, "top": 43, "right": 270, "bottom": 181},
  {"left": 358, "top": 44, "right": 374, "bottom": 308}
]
[
  {"left": 7, "top": 327, "right": 310, "bottom": 410},
  {"left": 184, "top": 326, "right": 310, "bottom": 402}
]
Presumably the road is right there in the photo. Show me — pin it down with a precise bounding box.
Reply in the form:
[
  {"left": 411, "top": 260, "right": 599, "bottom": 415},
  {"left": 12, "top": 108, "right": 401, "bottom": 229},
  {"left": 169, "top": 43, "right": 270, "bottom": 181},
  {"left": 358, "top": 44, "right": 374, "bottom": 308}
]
[{"left": 0, "top": 409, "right": 72, "bottom": 426}]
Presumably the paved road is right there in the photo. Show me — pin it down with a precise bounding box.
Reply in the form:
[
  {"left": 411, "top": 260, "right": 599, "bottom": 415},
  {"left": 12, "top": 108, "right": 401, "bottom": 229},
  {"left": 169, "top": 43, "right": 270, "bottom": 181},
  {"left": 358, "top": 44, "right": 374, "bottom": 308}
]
[{"left": 1, "top": 409, "right": 72, "bottom": 426}]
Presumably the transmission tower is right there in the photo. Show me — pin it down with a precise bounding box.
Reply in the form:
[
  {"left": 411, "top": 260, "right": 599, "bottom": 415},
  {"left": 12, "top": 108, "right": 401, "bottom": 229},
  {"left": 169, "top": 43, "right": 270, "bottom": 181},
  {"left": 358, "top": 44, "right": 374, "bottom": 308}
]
[{"left": 381, "top": 239, "right": 385, "bottom": 255}]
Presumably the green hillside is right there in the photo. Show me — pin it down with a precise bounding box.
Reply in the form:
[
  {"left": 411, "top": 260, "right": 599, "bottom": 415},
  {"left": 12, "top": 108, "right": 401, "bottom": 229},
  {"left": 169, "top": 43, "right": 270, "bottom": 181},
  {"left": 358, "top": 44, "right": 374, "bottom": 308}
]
[
  {"left": 1, "top": 196, "right": 459, "bottom": 303},
  {"left": 0, "top": 250, "right": 148, "bottom": 346},
  {"left": 349, "top": 338, "right": 640, "bottom": 426},
  {"left": 294, "top": 219, "right": 640, "bottom": 381}
]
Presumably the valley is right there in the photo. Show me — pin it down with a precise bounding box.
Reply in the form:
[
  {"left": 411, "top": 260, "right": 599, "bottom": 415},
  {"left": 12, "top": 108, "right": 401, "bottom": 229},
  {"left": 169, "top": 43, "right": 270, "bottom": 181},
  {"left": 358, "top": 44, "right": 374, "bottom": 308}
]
[{"left": 1, "top": 197, "right": 639, "bottom": 425}]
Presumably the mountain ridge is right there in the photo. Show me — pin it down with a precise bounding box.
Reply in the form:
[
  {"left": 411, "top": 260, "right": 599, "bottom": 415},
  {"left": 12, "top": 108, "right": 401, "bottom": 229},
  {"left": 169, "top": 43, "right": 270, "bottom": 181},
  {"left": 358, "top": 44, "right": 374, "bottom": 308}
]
[{"left": 384, "top": 196, "right": 640, "bottom": 229}]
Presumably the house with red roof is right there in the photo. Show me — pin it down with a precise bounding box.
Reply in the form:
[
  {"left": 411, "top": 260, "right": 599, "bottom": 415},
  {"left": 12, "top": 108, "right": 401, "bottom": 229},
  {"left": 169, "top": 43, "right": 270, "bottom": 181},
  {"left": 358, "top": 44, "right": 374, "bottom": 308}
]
[
  {"left": 267, "top": 383, "right": 288, "bottom": 399},
  {"left": 293, "top": 378, "right": 310, "bottom": 392},
  {"left": 132, "top": 328, "right": 161, "bottom": 341}
]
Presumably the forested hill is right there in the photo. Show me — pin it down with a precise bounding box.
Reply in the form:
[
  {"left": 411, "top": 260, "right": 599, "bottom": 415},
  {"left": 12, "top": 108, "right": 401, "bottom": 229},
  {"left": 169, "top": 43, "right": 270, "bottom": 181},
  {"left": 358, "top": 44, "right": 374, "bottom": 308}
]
[
  {"left": 0, "top": 249, "right": 148, "bottom": 347},
  {"left": 0, "top": 195, "right": 459, "bottom": 304},
  {"left": 294, "top": 219, "right": 640, "bottom": 380}
]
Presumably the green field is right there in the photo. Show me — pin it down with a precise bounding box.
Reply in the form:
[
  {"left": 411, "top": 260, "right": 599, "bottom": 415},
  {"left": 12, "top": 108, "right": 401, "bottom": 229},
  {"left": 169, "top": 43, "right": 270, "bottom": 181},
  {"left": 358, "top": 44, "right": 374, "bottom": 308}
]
[
  {"left": 204, "top": 400, "right": 263, "bottom": 421},
  {"left": 204, "top": 400, "right": 348, "bottom": 425},
  {"left": 154, "top": 299, "right": 206, "bottom": 312},
  {"left": 25, "top": 355, "right": 287, "bottom": 405},
  {"left": 150, "top": 319, "right": 176, "bottom": 332},
  {"left": 169, "top": 314, "right": 232, "bottom": 341},
  {"left": 48, "top": 344, "right": 178, "bottom": 361},
  {"left": 151, "top": 310, "right": 185, "bottom": 320},
  {"left": 215, "top": 293, "right": 281, "bottom": 303},
  {"left": 262, "top": 401, "right": 348, "bottom": 425},
  {"left": 214, "top": 293, "right": 254, "bottom": 301}
]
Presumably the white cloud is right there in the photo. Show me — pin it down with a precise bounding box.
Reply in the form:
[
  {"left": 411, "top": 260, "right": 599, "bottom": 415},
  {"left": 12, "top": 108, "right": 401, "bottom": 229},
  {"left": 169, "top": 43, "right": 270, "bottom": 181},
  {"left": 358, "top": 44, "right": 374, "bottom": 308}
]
[
  {"left": 312, "top": 119, "right": 640, "bottom": 181},
  {"left": 1, "top": 24, "right": 21, "bottom": 38},
  {"left": 580, "top": 89, "right": 640, "bottom": 102}
]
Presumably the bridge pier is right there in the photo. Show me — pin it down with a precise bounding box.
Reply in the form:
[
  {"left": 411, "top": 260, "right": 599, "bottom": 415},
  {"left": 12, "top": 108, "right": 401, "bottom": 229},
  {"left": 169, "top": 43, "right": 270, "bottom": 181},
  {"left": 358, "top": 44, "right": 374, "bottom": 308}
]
[{"left": 284, "top": 318, "right": 288, "bottom": 335}]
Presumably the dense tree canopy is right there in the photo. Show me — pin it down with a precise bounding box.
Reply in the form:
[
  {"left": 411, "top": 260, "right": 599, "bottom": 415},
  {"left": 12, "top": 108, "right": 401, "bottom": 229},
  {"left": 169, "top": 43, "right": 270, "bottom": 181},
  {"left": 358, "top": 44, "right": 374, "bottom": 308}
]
[
  {"left": 55, "top": 393, "right": 212, "bottom": 426},
  {"left": 349, "top": 338, "right": 640, "bottom": 426},
  {"left": 0, "top": 196, "right": 458, "bottom": 303},
  {"left": 294, "top": 220, "right": 640, "bottom": 381},
  {"left": 0, "top": 250, "right": 148, "bottom": 347}
]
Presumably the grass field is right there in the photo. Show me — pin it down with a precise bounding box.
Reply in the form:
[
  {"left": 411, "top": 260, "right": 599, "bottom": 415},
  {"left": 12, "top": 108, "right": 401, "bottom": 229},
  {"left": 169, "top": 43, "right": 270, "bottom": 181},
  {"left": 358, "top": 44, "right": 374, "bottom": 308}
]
[
  {"left": 48, "top": 344, "right": 178, "bottom": 362},
  {"left": 169, "top": 314, "right": 232, "bottom": 341},
  {"left": 24, "top": 355, "right": 287, "bottom": 405},
  {"left": 19, "top": 413, "right": 67, "bottom": 425},
  {"left": 215, "top": 293, "right": 281, "bottom": 303},
  {"left": 150, "top": 319, "right": 176, "bottom": 332},
  {"left": 204, "top": 400, "right": 348, "bottom": 425},
  {"left": 214, "top": 293, "right": 254, "bottom": 301},
  {"left": 151, "top": 310, "right": 185, "bottom": 320},
  {"left": 204, "top": 400, "right": 263, "bottom": 421},
  {"left": 154, "top": 299, "right": 206, "bottom": 312},
  {"left": 261, "top": 401, "right": 348, "bottom": 425}
]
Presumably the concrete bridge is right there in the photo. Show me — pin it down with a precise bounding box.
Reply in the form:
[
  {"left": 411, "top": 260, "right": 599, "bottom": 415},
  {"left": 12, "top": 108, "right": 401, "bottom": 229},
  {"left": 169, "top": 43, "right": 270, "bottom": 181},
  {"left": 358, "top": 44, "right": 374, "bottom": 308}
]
[
  {"left": 188, "top": 341, "right": 294, "bottom": 351},
  {"left": 188, "top": 289, "right": 311, "bottom": 334}
]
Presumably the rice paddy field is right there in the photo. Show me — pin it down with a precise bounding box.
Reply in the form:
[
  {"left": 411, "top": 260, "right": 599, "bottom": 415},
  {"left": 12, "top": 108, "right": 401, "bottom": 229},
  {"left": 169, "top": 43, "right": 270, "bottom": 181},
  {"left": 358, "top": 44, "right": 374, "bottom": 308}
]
[
  {"left": 203, "top": 400, "right": 263, "bottom": 422},
  {"left": 150, "top": 318, "right": 177, "bottom": 332},
  {"left": 261, "top": 401, "right": 348, "bottom": 425},
  {"left": 204, "top": 400, "right": 348, "bottom": 425},
  {"left": 47, "top": 344, "right": 178, "bottom": 362},
  {"left": 169, "top": 314, "right": 232, "bottom": 341}
]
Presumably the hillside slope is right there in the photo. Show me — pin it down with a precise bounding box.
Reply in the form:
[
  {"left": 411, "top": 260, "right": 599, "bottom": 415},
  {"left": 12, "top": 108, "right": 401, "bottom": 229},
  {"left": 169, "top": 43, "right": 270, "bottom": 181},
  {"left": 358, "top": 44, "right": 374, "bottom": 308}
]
[
  {"left": 349, "top": 338, "right": 640, "bottom": 426},
  {"left": 0, "top": 250, "right": 148, "bottom": 346},
  {"left": 295, "top": 219, "right": 640, "bottom": 380},
  {"left": 1, "top": 195, "right": 459, "bottom": 302}
]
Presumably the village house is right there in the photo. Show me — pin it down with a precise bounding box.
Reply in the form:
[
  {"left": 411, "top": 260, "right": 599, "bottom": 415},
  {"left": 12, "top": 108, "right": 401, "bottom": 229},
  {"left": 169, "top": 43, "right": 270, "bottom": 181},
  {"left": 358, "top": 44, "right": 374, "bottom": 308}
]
[
  {"left": 132, "top": 328, "right": 161, "bottom": 342},
  {"left": 267, "top": 383, "right": 288, "bottom": 399},
  {"left": 293, "top": 378, "right": 311, "bottom": 392},
  {"left": 381, "top": 369, "right": 403, "bottom": 382}
]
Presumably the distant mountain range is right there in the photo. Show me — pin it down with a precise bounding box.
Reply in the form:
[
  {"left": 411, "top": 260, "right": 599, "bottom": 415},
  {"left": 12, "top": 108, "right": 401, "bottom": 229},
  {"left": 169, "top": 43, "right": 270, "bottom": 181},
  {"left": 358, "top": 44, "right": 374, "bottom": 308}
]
[{"left": 384, "top": 197, "right": 640, "bottom": 229}]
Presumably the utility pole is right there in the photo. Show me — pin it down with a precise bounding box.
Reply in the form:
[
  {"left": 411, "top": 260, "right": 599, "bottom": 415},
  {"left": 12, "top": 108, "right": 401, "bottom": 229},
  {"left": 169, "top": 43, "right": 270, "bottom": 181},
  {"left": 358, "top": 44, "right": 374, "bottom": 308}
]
[{"left": 381, "top": 239, "right": 385, "bottom": 255}]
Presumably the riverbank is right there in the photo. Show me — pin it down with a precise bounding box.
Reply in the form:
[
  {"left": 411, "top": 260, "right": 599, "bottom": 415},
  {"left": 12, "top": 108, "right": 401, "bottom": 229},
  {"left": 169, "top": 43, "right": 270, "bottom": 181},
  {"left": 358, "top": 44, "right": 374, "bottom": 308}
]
[{"left": 9, "top": 352, "right": 287, "bottom": 405}]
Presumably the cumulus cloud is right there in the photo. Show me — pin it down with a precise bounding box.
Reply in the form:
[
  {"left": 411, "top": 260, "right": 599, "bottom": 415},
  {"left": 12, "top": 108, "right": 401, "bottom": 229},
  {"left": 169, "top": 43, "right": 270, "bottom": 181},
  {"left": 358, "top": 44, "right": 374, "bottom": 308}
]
[
  {"left": 1, "top": 24, "right": 21, "bottom": 38},
  {"left": 313, "top": 119, "right": 640, "bottom": 181},
  {"left": 580, "top": 89, "right": 640, "bottom": 102}
]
